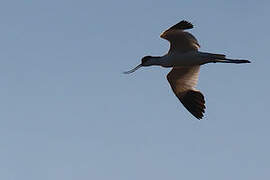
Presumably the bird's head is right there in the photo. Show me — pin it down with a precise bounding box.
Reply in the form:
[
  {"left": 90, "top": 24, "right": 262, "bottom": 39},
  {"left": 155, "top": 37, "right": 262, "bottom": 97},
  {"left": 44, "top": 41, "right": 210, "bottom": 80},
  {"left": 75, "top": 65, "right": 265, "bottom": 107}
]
[
  {"left": 123, "top": 56, "right": 155, "bottom": 74},
  {"left": 141, "top": 56, "right": 153, "bottom": 66}
]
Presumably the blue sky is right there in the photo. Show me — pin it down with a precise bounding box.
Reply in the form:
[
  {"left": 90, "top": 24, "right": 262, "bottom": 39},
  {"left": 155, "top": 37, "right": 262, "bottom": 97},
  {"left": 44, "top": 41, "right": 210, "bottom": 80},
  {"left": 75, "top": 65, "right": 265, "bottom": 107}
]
[{"left": 0, "top": 0, "right": 269, "bottom": 179}]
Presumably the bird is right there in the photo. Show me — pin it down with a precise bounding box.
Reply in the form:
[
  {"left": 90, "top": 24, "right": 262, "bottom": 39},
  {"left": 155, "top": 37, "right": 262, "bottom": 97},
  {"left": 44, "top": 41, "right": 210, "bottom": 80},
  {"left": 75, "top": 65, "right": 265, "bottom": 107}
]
[{"left": 124, "top": 20, "right": 250, "bottom": 119}]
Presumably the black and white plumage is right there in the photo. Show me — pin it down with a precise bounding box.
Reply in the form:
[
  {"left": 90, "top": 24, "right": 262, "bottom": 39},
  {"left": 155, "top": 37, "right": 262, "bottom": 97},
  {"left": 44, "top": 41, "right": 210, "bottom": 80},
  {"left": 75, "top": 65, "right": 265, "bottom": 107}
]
[{"left": 124, "top": 20, "right": 250, "bottom": 120}]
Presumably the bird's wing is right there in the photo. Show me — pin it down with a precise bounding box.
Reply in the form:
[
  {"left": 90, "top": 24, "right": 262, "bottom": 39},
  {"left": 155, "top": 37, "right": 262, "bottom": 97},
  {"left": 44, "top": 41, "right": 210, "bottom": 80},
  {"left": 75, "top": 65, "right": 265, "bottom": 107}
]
[
  {"left": 167, "top": 66, "right": 205, "bottom": 119},
  {"left": 160, "top": 20, "right": 200, "bottom": 53}
]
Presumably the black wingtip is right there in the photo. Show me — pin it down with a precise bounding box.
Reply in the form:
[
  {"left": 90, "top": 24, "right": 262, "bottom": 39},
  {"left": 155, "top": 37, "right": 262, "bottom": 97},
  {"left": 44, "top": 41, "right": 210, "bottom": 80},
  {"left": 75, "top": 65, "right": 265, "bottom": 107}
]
[
  {"left": 179, "top": 90, "right": 206, "bottom": 120},
  {"left": 169, "top": 20, "right": 194, "bottom": 30}
]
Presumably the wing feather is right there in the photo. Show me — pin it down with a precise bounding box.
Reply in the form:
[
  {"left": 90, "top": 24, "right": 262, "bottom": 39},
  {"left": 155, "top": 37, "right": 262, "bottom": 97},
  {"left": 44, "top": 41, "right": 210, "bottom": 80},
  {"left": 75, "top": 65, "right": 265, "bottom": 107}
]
[
  {"left": 160, "top": 20, "right": 200, "bottom": 53},
  {"left": 167, "top": 66, "right": 206, "bottom": 119},
  {"left": 167, "top": 20, "right": 194, "bottom": 30}
]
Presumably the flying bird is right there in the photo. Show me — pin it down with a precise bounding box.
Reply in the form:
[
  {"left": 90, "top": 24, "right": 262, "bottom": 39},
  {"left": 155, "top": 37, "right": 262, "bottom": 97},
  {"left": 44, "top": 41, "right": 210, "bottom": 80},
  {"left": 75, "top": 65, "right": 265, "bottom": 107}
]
[{"left": 124, "top": 20, "right": 250, "bottom": 119}]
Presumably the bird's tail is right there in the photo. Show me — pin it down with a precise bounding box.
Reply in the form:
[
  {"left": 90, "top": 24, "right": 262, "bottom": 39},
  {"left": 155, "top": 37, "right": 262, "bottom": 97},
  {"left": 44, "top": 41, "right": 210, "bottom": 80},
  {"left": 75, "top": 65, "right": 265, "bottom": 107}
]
[
  {"left": 207, "top": 53, "right": 251, "bottom": 64},
  {"left": 215, "top": 58, "right": 251, "bottom": 64}
]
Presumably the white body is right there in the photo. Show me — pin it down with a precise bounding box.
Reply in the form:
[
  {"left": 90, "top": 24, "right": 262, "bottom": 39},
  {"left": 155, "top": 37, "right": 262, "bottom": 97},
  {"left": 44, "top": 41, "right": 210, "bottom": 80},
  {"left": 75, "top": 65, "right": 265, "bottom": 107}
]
[
  {"left": 146, "top": 51, "right": 214, "bottom": 67},
  {"left": 161, "top": 51, "right": 211, "bottom": 67}
]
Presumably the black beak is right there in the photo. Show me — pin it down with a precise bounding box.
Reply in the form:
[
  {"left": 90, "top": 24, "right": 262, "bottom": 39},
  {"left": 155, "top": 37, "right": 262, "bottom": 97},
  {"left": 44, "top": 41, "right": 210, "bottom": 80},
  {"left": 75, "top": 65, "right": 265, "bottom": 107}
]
[{"left": 123, "top": 64, "right": 142, "bottom": 74}]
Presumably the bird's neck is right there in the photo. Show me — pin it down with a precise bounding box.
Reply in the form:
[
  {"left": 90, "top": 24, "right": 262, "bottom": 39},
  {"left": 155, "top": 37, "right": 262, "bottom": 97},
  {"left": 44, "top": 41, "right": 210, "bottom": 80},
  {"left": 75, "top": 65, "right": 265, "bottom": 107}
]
[{"left": 147, "top": 56, "right": 168, "bottom": 67}]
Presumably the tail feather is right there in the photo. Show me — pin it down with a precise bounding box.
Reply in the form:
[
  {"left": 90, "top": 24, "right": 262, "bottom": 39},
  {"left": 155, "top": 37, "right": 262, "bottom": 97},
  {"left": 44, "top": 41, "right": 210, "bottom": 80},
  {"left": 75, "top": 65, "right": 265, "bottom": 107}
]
[
  {"left": 218, "top": 59, "right": 251, "bottom": 64},
  {"left": 207, "top": 53, "right": 251, "bottom": 64},
  {"left": 214, "top": 57, "right": 251, "bottom": 64},
  {"left": 209, "top": 53, "right": 226, "bottom": 59}
]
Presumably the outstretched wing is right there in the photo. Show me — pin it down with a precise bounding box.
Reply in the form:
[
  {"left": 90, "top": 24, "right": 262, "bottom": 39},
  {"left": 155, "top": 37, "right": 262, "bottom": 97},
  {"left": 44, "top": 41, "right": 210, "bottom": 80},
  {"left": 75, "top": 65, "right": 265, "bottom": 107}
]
[
  {"left": 160, "top": 20, "right": 200, "bottom": 53},
  {"left": 167, "top": 66, "right": 205, "bottom": 119}
]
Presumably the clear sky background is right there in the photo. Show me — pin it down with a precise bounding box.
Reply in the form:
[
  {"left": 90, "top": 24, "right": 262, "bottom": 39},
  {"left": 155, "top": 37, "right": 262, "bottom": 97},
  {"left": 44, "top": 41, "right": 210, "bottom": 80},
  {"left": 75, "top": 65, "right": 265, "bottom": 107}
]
[{"left": 0, "top": 0, "right": 269, "bottom": 179}]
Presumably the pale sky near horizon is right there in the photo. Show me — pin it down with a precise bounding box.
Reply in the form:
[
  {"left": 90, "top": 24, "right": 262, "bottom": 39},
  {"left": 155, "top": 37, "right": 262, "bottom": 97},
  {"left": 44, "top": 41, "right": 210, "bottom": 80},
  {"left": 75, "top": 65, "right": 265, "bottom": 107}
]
[{"left": 0, "top": 0, "right": 269, "bottom": 180}]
